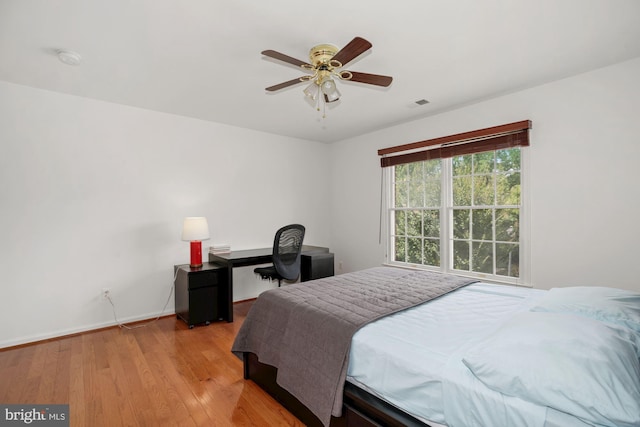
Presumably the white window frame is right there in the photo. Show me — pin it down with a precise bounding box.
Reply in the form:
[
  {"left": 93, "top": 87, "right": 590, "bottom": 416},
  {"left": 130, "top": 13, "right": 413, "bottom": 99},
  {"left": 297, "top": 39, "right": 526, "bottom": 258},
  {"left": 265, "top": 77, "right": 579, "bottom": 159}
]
[{"left": 384, "top": 148, "right": 530, "bottom": 286}]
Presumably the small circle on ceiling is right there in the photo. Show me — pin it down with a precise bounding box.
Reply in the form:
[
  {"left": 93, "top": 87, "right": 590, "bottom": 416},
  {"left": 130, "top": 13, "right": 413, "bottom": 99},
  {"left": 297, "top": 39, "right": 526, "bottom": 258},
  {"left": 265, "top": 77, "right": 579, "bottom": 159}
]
[{"left": 56, "top": 50, "right": 82, "bottom": 66}]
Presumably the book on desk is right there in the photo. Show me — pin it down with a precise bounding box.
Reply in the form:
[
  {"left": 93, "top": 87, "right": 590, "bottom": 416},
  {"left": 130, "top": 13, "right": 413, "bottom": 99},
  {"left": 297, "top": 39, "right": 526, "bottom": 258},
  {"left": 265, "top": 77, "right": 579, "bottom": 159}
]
[{"left": 209, "top": 244, "right": 231, "bottom": 255}]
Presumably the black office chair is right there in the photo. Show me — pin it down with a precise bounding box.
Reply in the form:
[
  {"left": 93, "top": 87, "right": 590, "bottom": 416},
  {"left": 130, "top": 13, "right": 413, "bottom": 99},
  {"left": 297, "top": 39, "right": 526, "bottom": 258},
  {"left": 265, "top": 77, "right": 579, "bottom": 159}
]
[{"left": 254, "top": 224, "right": 306, "bottom": 286}]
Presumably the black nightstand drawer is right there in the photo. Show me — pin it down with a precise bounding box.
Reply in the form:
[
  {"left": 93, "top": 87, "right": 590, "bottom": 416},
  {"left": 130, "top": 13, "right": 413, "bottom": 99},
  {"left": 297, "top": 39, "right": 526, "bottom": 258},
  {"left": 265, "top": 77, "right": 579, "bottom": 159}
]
[{"left": 188, "top": 271, "right": 219, "bottom": 289}]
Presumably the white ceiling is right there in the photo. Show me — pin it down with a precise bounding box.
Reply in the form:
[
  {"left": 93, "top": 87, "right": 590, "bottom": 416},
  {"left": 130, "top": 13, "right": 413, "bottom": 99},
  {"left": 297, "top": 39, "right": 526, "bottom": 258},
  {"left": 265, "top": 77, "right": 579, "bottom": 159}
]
[{"left": 2, "top": 0, "right": 640, "bottom": 143}]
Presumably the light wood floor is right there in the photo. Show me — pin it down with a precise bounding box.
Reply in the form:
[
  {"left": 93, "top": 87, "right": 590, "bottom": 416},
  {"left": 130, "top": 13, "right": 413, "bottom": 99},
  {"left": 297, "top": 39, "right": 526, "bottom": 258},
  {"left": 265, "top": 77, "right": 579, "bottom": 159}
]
[{"left": 0, "top": 301, "right": 304, "bottom": 426}]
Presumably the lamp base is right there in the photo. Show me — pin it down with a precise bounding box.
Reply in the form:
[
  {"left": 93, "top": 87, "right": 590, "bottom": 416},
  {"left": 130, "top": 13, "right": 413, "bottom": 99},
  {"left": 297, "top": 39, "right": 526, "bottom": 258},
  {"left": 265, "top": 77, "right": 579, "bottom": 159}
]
[{"left": 189, "top": 241, "right": 203, "bottom": 268}]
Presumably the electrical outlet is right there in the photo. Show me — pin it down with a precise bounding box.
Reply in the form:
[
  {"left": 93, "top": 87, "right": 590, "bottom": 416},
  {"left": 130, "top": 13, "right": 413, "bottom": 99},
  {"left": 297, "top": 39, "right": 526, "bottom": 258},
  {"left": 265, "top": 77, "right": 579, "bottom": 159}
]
[
  {"left": 102, "top": 288, "right": 110, "bottom": 299},
  {"left": 338, "top": 261, "right": 343, "bottom": 271}
]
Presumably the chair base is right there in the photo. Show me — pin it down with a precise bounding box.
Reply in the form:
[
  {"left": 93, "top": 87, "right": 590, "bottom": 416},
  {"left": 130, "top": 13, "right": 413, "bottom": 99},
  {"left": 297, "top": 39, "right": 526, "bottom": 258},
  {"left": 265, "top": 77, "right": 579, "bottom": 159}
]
[{"left": 254, "top": 266, "right": 283, "bottom": 286}]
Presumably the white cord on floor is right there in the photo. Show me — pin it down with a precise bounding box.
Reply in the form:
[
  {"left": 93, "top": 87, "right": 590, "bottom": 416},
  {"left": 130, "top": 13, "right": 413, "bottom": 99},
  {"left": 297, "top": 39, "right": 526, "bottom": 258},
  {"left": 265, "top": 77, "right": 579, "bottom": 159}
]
[{"left": 106, "top": 268, "right": 178, "bottom": 330}]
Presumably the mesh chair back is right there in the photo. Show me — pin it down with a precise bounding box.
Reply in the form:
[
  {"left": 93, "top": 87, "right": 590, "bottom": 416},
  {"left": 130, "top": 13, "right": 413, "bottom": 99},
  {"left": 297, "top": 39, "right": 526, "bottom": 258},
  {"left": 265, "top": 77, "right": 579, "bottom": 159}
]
[{"left": 272, "top": 224, "right": 305, "bottom": 281}]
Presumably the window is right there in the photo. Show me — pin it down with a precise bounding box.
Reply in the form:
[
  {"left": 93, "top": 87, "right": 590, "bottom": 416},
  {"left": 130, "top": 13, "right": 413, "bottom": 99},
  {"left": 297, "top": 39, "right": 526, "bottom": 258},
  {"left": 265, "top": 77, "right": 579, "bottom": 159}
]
[
  {"left": 451, "top": 149, "right": 521, "bottom": 277},
  {"left": 393, "top": 160, "right": 442, "bottom": 267},
  {"left": 381, "top": 121, "right": 530, "bottom": 284}
]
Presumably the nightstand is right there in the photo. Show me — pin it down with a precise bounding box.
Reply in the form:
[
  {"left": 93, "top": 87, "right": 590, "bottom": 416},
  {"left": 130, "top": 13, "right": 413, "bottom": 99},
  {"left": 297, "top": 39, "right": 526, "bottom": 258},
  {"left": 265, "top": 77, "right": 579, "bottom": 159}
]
[{"left": 174, "top": 262, "right": 230, "bottom": 328}]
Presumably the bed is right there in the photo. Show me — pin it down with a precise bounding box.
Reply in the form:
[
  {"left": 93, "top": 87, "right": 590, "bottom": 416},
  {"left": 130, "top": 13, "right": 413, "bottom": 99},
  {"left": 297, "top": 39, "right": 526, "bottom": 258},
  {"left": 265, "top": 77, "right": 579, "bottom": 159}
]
[{"left": 232, "top": 266, "right": 640, "bottom": 427}]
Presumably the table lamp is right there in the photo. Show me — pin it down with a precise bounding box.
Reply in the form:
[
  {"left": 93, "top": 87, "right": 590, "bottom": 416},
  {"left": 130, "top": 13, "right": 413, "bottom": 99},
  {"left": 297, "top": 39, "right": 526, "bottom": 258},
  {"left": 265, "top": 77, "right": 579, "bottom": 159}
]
[{"left": 181, "top": 217, "right": 210, "bottom": 268}]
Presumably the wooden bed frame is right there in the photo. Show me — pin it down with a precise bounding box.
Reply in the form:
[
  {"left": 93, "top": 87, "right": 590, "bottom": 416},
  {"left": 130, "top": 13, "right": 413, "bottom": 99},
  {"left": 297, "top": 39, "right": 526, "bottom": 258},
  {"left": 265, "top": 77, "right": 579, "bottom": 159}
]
[{"left": 243, "top": 352, "right": 431, "bottom": 427}]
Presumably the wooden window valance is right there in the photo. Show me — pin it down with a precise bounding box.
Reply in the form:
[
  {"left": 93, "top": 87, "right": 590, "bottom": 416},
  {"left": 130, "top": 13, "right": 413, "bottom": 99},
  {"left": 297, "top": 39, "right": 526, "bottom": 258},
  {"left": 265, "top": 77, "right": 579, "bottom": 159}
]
[{"left": 378, "top": 120, "right": 532, "bottom": 168}]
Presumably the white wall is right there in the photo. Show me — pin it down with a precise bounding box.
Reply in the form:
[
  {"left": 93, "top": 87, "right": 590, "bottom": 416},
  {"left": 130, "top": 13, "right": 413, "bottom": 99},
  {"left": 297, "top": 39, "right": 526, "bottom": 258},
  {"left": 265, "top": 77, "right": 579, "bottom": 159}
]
[
  {"left": 0, "top": 81, "right": 331, "bottom": 348},
  {"left": 330, "top": 57, "right": 640, "bottom": 292}
]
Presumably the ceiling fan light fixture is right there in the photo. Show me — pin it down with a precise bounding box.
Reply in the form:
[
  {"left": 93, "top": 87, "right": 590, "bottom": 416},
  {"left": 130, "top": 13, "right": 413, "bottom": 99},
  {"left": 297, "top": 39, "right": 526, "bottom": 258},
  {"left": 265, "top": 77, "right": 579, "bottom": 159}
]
[
  {"left": 303, "top": 82, "right": 319, "bottom": 100},
  {"left": 320, "top": 78, "right": 337, "bottom": 95},
  {"left": 323, "top": 93, "right": 340, "bottom": 103},
  {"left": 323, "top": 85, "right": 341, "bottom": 103}
]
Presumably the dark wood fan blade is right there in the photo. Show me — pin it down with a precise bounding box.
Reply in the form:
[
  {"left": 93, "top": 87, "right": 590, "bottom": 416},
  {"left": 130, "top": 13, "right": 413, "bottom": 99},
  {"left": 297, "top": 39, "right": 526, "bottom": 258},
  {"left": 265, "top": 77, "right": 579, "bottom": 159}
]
[
  {"left": 262, "top": 50, "right": 312, "bottom": 68},
  {"left": 265, "top": 77, "right": 306, "bottom": 92},
  {"left": 331, "top": 37, "right": 372, "bottom": 67},
  {"left": 346, "top": 71, "right": 393, "bottom": 87}
]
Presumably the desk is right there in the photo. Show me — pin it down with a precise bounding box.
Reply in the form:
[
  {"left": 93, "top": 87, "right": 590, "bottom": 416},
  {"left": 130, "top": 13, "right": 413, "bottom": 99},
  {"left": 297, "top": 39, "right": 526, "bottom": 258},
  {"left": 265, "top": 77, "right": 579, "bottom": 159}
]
[{"left": 208, "top": 245, "right": 333, "bottom": 322}]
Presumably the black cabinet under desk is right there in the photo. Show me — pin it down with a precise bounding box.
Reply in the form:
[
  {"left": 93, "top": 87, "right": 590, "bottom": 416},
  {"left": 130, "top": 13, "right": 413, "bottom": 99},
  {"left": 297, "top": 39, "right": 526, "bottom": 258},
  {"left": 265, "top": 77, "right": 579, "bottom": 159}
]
[
  {"left": 174, "top": 262, "right": 230, "bottom": 328},
  {"left": 301, "top": 251, "right": 334, "bottom": 281}
]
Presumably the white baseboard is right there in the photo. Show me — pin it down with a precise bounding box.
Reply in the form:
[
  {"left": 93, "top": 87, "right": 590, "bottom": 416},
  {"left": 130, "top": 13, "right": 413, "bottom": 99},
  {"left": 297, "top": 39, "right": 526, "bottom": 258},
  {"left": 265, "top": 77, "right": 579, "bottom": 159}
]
[{"left": 0, "top": 309, "right": 176, "bottom": 350}]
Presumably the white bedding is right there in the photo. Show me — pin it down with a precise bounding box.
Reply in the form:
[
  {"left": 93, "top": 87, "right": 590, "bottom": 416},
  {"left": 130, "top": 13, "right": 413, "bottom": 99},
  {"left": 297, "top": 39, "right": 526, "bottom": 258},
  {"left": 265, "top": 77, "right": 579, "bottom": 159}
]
[{"left": 346, "top": 282, "right": 596, "bottom": 427}]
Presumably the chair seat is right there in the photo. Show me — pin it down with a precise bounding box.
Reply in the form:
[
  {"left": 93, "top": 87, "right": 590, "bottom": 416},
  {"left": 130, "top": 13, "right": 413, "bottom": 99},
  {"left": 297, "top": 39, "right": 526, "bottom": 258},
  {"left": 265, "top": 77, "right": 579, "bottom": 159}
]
[{"left": 254, "top": 266, "right": 281, "bottom": 281}]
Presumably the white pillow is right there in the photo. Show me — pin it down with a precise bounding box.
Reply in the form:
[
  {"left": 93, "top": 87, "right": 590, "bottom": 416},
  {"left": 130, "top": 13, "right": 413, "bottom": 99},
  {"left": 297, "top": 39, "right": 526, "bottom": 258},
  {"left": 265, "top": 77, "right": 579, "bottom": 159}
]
[
  {"left": 530, "top": 286, "right": 640, "bottom": 333},
  {"left": 462, "top": 312, "right": 640, "bottom": 427}
]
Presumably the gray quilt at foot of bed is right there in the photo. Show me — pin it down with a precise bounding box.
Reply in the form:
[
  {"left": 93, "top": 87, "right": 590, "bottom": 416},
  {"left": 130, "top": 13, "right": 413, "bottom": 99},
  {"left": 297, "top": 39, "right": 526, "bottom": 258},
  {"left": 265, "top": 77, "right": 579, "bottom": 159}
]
[{"left": 232, "top": 266, "right": 477, "bottom": 427}]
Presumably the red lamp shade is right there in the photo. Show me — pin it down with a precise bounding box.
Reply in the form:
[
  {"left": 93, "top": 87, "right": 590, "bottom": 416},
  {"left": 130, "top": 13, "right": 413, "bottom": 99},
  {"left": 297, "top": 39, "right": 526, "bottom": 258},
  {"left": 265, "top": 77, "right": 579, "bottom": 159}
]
[{"left": 181, "top": 217, "right": 210, "bottom": 268}]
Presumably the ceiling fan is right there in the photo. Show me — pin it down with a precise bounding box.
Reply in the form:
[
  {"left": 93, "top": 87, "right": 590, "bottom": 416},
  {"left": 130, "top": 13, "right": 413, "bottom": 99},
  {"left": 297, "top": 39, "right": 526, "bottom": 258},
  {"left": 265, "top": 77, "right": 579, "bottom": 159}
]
[{"left": 262, "top": 37, "right": 392, "bottom": 113}]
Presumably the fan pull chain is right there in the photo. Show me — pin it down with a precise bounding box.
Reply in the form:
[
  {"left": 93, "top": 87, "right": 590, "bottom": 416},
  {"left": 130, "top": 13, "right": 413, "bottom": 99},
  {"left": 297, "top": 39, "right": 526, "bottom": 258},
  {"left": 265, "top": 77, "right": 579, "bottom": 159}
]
[{"left": 322, "top": 96, "right": 327, "bottom": 119}]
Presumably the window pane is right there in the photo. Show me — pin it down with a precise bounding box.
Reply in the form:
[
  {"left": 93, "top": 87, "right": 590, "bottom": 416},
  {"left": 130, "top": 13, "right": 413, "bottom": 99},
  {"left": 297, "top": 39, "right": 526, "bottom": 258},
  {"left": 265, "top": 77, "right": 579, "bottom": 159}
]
[
  {"left": 453, "top": 176, "right": 472, "bottom": 206},
  {"left": 425, "top": 179, "right": 441, "bottom": 207},
  {"left": 394, "top": 236, "right": 406, "bottom": 262},
  {"left": 395, "top": 164, "right": 409, "bottom": 181},
  {"left": 473, "top": 175, "right": 495, "bottom": 206},
  {"left": 496, "top": 243, "right": 519, "bottom": 277},
  {"left": 406, "top": 210, "right": 422, "bottom": 236},
  {"left": 472, "top": 209, "right": 493, "bottom": 241},
  {"left": 474, "top": 152, "right": 494, "bottom": 174},
  {"left": 407, "top": 237, "right": 422, "bottom": 264},
  {"left": 425, "top": 160, "right": 441, "bottom": 208},
  {"left": 496, "top": 172, "right": 520, "bottom": 205},
  {"left": 496, "top": 148, "right": 520, "bottom": 172},
  {"left": 395, "top": 210, "right": 406, "bottom": 235},
  {"left": 495, "top": 209, "right": 519, "bottom": 242},
  {"left": 472, "top": 241, "right": 493, "bottom": 273},
  {"left": 408, "top": 162, "right": 422, "bottom": 179},
  {"left": 408, "top": 180, "right": 425, "bottom": 207},
  {"left": 452, "top": 155, "right": 472, "bottom": 176},
  {"left": 423, "top": 239, "right": 440, "bottom": 266},
  {"left": 423, "top": 210, "right": 440, "bottom": 238},
  {"left": 425, "top": 159, "right": 442, "bottom": 176},
  {"left": 395, "top": 181, "right": 408, "bottom": 207},
  {"left": 453, "top": 209, "right": 470, "bottom": 239},
  {"left": 453, "top": 240, "right": 470, "bottom": 271}
]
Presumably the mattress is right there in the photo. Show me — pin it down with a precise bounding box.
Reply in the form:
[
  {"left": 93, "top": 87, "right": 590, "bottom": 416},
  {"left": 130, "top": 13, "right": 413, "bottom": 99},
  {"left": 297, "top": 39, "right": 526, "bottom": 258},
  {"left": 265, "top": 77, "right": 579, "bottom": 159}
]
[{"left": 346, "top": 282, "right": 595, "bottom": 427}]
